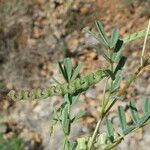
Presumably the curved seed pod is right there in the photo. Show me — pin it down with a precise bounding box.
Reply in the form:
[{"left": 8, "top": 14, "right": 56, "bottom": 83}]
[
  {"left": 7, "top": 29, "right": 150, "bottom": 101},
  {"left": 8, "top": 69, "right": 105, "bottom": 101}
]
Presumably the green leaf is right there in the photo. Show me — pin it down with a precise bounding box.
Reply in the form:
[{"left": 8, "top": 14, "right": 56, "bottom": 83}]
[
  {"left": 129, "top": 101, "right": 140, "bottom": 125},
  {"left": 71, "top": 63, "right": 83, "bottom": 81},
  {"left": 83, "top": 27, "right": 102, "bottom": 43},
  {"left": 112, "top": 40, "right": 123, "bottom": 62},
  {"left": 58, "top": 62, "right": 68, "bottom": 82},
  {"left": 144, "top": 98, "right": 150, "bottom": 114},
  {"left": 68, "top": 141, "right": 77, "bottom": 150},
  {"left": 106, "top": 119, "right": 114, "bottom": 142},
  {"left": 95, "top": 20, "right": 109, "bottom": 48},
  {"left": 138, "top": 113, "right": 150, "bottom": 127},
  {"left": 114, "top": 56, "right": 127, "bottom": 75},
  {"left": 64, "top": 58, "right": 73, "bottom": 80},
  {"left": 62, "top": 105, "right": 70, "bottom": 135},
  {"left": 110, "top": 27, "right": 120, "bottom": 48},
  {"left": 93, "top": 46, "right": 112, "bottom": 63},
  {"left": 104, "top": 69, "right": 115, "bottom": 80},
  {"left": 72, "top": 94, "right": 80, "bottom": 105},
  {"left": 118, "top": 106, "right": 127, "bottom": 132},
  {"left": 72, "top": 111, "right": 87, "bottom": 122},
  {"left": 51, "top": 76, "right": 61, "bottom": 85},
  {"left": 64, "top": 94, "right": 70, "bottom": 105},
  {"left": 111, "top": 70, "right": 122, "bottom": 93}
]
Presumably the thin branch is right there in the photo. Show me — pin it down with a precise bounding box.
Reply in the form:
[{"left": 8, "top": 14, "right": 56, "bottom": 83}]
[{"left": 141, "top": 19, "right": 150, "bottom": 66}]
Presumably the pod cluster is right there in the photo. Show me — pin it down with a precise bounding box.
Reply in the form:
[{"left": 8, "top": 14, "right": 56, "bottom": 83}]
[{"left": 8, "top": 69, "right": 105, "bottom": 101}]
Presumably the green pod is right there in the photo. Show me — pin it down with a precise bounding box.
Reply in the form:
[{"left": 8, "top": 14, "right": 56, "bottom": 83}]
[
  {"left": 8, "top": 69, "right": 106, "bottom": 100},
  {"left": 41, "top": 88, "right": 49, "bottom": 99},
  {"left": 22, "top": 90, "right": 29, "bottom": 100}
]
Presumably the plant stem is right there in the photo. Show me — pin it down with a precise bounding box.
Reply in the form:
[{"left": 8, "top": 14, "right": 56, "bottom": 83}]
[
  {"left": 63, "top": 135, "right": 69, "bottom": 150},
  {"left": 101, "top": 78, "right": 108, "bottom": 114},
  {"left": 104, "top": 51, "right": 114, "bottom": 112},
  {"left": 141, "top": 19, "right": 150, "bottom": 66},
  {"left": 88, "top": 119, "right": 103, "bottom": 150},
  {"left": 89, "top": 49, "right": 114, "bottom": 150}
]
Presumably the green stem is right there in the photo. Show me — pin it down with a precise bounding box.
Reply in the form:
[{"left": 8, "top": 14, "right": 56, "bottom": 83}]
[
  {"left": 89, "top": 49, "right": 114, "bottom": 150},
  {"left": 141, "top": 19, "right": 150, "bottom": 66},
  {"left": 63, "top": 136, "right": 69, "bottom": 150},
  {"left": 88, "top": 119, "right": 103, "bottom": 150},
  {"left": 103, "top": 51, "right": 114, "bottom": 112}
]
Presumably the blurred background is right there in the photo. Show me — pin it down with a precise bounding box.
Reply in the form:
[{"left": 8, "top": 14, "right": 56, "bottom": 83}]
[{"left": 0, "top": 0, "right": 150, "bottom": 149}]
